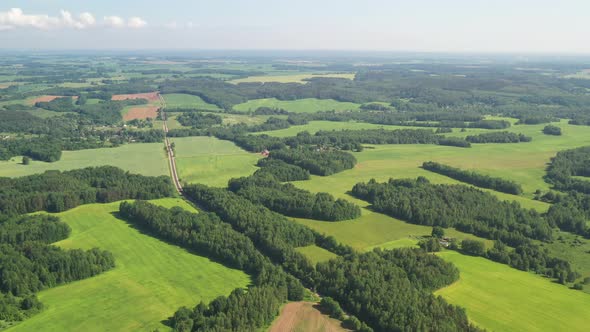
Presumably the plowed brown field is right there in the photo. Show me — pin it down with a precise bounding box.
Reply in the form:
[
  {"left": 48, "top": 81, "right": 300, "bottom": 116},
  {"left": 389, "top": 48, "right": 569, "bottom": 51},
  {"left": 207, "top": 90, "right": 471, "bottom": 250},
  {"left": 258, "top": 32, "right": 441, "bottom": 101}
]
[{"left": 269, "top": 302, "right": 350, "bottom": 332}]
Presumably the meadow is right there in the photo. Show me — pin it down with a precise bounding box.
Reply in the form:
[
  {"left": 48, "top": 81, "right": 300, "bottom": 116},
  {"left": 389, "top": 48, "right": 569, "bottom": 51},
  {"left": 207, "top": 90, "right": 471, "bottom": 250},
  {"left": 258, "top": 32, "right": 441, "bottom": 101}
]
[
  {"left": 230, "top": 72, "right": 355, "bottom": 84},
  {"left": 435, "top": 251, "right": 590, "bottom": 332},
  {"left": 8, "top": 199, "right": 250, "bottom": 332},
  {"left": 0, "top": 143, "right": 169, "bottom": 178},
  {"left": 162, "top": 93, "right": 222, "bottom": 110},
  {"left": 232, "top": 98, "right": 361, "bottom": 113},
  {"left": 171, "top": 136, "right": 261, "bottom": 187}
]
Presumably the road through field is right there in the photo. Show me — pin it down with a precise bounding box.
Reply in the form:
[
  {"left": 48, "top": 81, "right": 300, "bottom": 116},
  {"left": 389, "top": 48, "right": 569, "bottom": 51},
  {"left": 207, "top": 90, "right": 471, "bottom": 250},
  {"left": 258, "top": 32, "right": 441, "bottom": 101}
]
[{"left": 160, "top": 93, "right": 183, "bottom": 194}]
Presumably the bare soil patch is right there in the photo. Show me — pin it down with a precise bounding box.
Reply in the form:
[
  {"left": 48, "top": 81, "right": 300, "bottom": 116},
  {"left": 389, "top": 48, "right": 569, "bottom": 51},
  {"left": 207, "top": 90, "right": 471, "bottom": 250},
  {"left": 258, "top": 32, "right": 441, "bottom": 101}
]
[
  {"left": 123, "top": 106, "right": 159, "bottom": 121},
  {"left": 269, "top": 302, "right": 350, "bottom": 332},
  {"left": 112, "top": 92, "right": 160, "bottom": 102}
]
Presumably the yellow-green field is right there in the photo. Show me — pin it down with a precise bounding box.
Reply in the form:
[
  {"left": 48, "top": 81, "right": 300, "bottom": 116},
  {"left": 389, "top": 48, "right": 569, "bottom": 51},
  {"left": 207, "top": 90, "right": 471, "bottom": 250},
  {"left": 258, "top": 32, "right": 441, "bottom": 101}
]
[
  {"left": 0, "top": 143, "right": 169, "bottom": 178},
  {"left": 162, "top": 93, "right": 222, "bottom": 110},
  {"left": 230, "top": 72, "right": 355, "bottom": 84},
  {"left": 295, "top": 245, "right": 338, "bottom": 266},
  {"left": 233, "top": 98, "right": 361, "bottom": 113},
  {"left": 9, "top": 199, "right": 250, "bottom": 332},
  {"left": 171, "top": 136, "right": 261, "bottom": 187},
  {"left": 435, "top": 251, "right": 590, "bottom": 332}
]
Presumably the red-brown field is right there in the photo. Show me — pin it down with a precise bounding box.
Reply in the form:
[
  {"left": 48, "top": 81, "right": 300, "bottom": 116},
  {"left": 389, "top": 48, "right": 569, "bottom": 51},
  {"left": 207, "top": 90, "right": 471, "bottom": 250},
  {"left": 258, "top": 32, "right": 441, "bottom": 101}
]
[
  {"left": 123, "top": 106, "right": 159, "bottom": 121},
  {"left": 269, "top": 302, "right": 350, "bottom": 332},
  {"left": 112, "top": 92, "right": 160, "bottom": 102}
]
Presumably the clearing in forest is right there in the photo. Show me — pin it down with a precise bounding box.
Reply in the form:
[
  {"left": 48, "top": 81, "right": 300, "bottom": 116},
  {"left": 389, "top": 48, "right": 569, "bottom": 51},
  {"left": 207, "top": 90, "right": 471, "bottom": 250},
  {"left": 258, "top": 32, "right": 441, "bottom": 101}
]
[
  {"left": 0, "top": 142, "right": 169, "bottom": 178},
  {"left": 230, "top": 72, "right": 355, "bottom": 84},
  {"left": 111, "top": 92, "right": 160, "bottom": 102},
  {"left": 268, "top": 302, "right": 350, "bottom": 332},
  {"left": 161, "top": 93, "right": 222, "bottom": 110},
  {"left": 233, "top": 98, "right": 361, "bottom": 113},
  {"left": 171, "top": 136, "right": 261, "bottom": 187},
  {"left": 123, "top": 105, "right": 159, "bottom": 121}
]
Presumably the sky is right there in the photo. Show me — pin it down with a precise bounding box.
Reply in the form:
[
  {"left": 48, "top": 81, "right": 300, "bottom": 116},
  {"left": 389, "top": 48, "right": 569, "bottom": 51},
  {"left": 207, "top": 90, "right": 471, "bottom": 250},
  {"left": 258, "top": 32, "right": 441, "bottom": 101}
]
[{"left": 0, "top": 0, "right": 589, "bottom": 53}]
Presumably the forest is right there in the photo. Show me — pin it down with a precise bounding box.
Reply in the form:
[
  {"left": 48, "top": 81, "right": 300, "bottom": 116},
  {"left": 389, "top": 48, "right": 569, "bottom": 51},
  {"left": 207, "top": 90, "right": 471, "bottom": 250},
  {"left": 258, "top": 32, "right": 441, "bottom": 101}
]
[
  {"left": 0, "top": 213, "right": 114, "bottom": 322},
  {"left": 422, "top": 161, "right": 523, "bottom": 195},
  {"left": 180, "top": 184, "right": 483, "bottom": 332},
  {"left": 351, "top": 177, "right": 552, "bottom": 246},
  {"left": 0, "top": 166, "right": 174, "bottom": 215},
  {"left": 466, "top": 131, "right": 533, "bottom": 143},
  {"left": 228, "top": 172, "right": 361, "bottom": 221}
]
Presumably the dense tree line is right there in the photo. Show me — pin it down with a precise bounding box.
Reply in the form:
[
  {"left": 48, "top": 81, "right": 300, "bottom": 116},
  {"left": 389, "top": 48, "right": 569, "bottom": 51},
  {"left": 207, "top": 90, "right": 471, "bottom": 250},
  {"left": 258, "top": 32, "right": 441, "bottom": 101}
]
[
  {"left": 268, "top": 147, "right": 357, "bottom": 176},
  {"left": 315, "top": 248, "right": 480, "bottom": 332},
  {"left": 118, "top": 201, "right": 304, "bottom": 294},
  {"left": 0, "top": 111, "right": 164, "bottom": 162},
  {"left": 254, "top": 158, "right": 310, "bottom": 181},
  {"left": 307, "top": 128, "right": 471, "bottom": 148},
  {"left": 543, "top": 125, "right": 562, "bottom": 136},
  {"left": 171, "top": 286, "right": 285, "bottom": 332},
  {"left": 516, "top": 114, "right": 557, "bottom": 125},
  {"left": 293, "top": 110, "right": 511, "bottom": 130},
  {"left": 36, "top": 97, "right": 148, "bottom": 125},
  {"left": 466, "top": 131, "right": 532, "bottom": 143},
  {"left": 0, "top": 213, "right": 114, "bottom": 323},
  {"left": 546, "top": 146, "right": 590, "bottom": 194},
  {"left": 0, "top": 215, "right": 70, "bottom": 245},
  {"left": 351, "top": 177, "right": 552, "bottom": 246},
  {"left": 422, "top": 161, "right": 523, "bottom": 195},
  {"left": 228, "top": 173, "right": 361, "bottom": 221},
  {"left": 544, "top": 192, "right": 590, "bottom": 237},
  {"left": 176, "top": 112, "right": 223, "bottom": 128},
  {"left": 182, "top": 184, "right": 318, "bottom": 284},
  {"left": 0, "top": 166, "right": 174, "bottom": 215},
  {"left": 0, "top": 137, "right": 63, "bottom": 162}
]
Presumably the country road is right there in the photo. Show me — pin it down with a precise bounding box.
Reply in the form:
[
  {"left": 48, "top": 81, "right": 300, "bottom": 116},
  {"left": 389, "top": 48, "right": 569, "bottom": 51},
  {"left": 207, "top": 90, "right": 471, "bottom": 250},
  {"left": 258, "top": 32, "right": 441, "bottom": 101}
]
[{"left": 160, "top": 94, "right": 183, "bottom": 194}]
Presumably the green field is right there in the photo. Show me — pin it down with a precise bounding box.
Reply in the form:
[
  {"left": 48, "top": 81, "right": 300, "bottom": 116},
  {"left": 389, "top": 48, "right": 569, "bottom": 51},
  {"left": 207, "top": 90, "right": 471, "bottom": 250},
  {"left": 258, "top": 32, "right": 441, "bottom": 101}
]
[
  {"left": 9, "top": 200, "right": 250, "bottom": 332},
  {"left": 265, "top": 119, "right": 590, "bottom": 199},
  {"left": 435, "top": 251, "right": 590, "bottom": 332},
  {"left": 230, "top": 72, "right": 355, "bottom": 84},
  {"left": 233, "top": 98, "right": 361, "bottom": 113},
  {"left": 0, "top": 143, "right": 169, "bottom": 178},
  {"left": 295, "top": 245, "right": 338, "bottom": 266},
  {"left": 258, "top": 121, "right": 392, "bottom": 137},
  {"left": 171, "top": 136, "right": 261, "bottom": 187},
  {"left": 162, "top": 93, "right": 222, "bottom": 110}
]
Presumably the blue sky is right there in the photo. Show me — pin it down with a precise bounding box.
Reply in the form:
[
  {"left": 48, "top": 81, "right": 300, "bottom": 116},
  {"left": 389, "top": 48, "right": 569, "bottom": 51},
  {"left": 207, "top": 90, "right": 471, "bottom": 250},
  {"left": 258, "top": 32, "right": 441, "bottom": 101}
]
[{"left": 0, "top": 0, "right": 589, "bottom": 52}]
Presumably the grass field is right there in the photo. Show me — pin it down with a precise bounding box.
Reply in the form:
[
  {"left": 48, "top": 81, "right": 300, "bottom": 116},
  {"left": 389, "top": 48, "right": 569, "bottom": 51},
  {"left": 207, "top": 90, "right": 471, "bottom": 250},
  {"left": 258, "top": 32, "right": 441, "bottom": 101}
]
[
  {"left": 9, "top": 200, "right": 250, "bottom": 332},
  {"left": 171, "top": 136, "right": 261, "bottom": 187},
  {"left": 230, "top": 72, "right": 355, "bottom": 84},
  {"left": 264, "top": 119, "right": 590, "bottom": 199},
  {"left": 0, "top": 143, "right": 169, "bottom": 178},
  {"left": 435, "top": 251, "right": 590, "bottom": 332},
  {"left": 233, "top": 98, "right": 361, "bottom": 113},
  {"left": 162, "top": 93, "right": 222, "bottom": 110},
  {"left": 296, "top": 245, "right": 338, "bottom": 266}
]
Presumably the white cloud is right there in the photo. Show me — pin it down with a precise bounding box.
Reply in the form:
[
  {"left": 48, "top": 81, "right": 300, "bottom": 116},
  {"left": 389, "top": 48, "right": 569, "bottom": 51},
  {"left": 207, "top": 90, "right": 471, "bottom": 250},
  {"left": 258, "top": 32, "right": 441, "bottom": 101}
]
[
  {"left": 103, "top": 16, "right": 125, "bottom": 28},
  {"left": 0, "top": 8, "right": 146, "bottom": 30},
  {"left": 127, "top": 17, "right": 147, "bottom": 29},
  {"left": 79, "top": 12, "right": 96, "bottom": 26}
]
